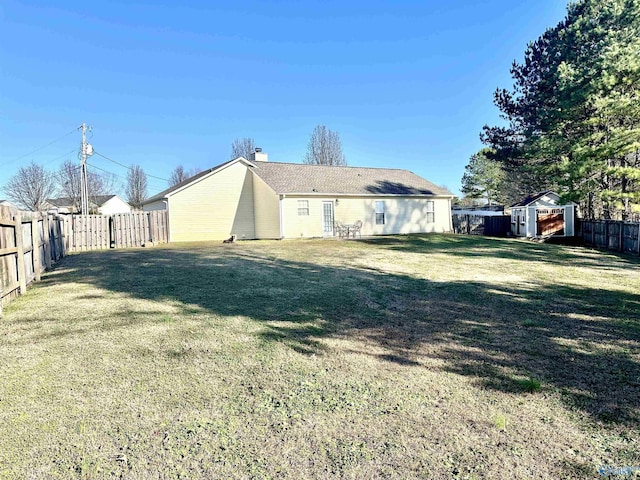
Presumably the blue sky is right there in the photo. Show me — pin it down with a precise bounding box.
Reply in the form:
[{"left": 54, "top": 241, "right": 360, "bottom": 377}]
[{"left": 1, "top": 0, "right": 569, "bottom": 197}]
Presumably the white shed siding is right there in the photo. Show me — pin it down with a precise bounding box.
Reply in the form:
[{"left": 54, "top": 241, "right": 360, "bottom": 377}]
[{"left": 565, "top": 204, "right": 575, "bottom": 236}]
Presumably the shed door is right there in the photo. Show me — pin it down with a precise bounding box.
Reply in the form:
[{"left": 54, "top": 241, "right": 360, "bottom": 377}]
[
  {"left": 322, "top": 201, "right": 334, "bottom": 236},
  {"left": 537, "top": 209, "right": 564, "bottom": 236}
]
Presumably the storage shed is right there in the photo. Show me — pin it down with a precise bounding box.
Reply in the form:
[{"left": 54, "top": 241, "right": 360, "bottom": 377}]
[{"left": 510, "top": 191, "right": 576, "bottom": 238}]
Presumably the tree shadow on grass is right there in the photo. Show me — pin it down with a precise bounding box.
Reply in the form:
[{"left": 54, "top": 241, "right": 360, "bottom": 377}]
[
  {"left": 31, "top": 242, "right": 640, "bottom": 426},
  {"left": 359, "top": 234, "right": 640, "bottom": 271}
]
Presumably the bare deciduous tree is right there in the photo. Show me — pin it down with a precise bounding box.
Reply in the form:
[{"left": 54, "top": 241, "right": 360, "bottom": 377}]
[
  {"left": 230, "top": 137, "right": 256, "bottom": 160},
  {"left": 126, "top": 165, "right": 148, "bottom": 210},
  {"left": 168, "top": 165, "right": 202, "bottom": 187},
  {"left": 57, "top": 160, "right": 119, "bottom": 212},
  {"left": 303, "top": 125, "right": 347, "bottom": 166},
  {"left": 3, "top": 162, "right": 58, "bottom": 211}
]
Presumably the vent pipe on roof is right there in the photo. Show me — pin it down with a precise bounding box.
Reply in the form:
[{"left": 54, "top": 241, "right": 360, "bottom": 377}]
[{"left": 250, "top": 147, "right": 268, "bottom": 162}]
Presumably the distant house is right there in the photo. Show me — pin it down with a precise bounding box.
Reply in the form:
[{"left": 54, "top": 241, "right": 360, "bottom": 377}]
[
  {"left": 45, "top": 195, "right": 132, "bottom": 215},
  {"left": 0, "top": 200, "right": 18, "bottom": 210},
  {"left": 143, "top": 150, "right": 453, "bottom": 242},
  {"left": 510, "top": 191, "right": 576, "bottom": 237}
]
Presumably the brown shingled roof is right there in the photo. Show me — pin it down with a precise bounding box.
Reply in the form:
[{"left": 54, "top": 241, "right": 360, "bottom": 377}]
[
  {"left": 143, "top": 158, "right": 450, "bottom": 205},
  {"left": 253, "top": 162, "right": 449, "bottom": 196}
]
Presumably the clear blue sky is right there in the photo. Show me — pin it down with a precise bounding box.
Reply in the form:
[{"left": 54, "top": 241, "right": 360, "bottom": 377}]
[{"left": 1, "top": 0, "right": 569, "bottom": 197}]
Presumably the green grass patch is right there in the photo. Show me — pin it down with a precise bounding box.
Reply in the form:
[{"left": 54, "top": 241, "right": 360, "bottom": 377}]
[{"left": 1, "top": 234, "right": 639, "bottom": 478}]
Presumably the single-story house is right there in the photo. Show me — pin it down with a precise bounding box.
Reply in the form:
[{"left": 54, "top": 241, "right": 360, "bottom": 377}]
[
  {"left": 510, "top": 191, "right": 576, "bottom": 237},
  {"left": 0, "top": 200, "right": 18, "bottom": 210},
  {"left": 143, "top": 150, "right": 453, "bottom": 242},
  {"left": 46, "top": 195, "right": 132, "bottom": 215}
]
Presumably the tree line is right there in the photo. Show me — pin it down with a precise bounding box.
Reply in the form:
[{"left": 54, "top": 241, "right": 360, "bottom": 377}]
[
  {"left": 462, "top": 0, "right": 640, "bottom": 220},
  {"left": 2, "top": 124, "right": 347, "bottom": 212}
]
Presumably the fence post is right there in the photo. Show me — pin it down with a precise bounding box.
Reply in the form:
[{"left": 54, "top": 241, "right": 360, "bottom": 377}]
[
  {"left": 43, "top": 215, "right": 52, "bottom": 269},
  {"left": 31, "top": 217, "right": 41, "bottom": 282},
  {"left": 619, "top": 222, "right": 624, "bottom": 253},
  {"left": 14, "top": 213, "right": 27, "bottom": 294}
]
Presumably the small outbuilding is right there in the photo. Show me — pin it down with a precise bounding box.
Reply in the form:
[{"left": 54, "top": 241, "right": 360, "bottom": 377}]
[{"left": 510, "top": 191, "right": 576, "bottom": 238}]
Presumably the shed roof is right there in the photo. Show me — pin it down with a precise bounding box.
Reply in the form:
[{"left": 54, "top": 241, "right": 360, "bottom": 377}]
[
  {"left": 47, "top": 195, "right": 120, "bottom": 208},
  {"left": 510, "top": 191, "right": 561, "bottom": 207}
]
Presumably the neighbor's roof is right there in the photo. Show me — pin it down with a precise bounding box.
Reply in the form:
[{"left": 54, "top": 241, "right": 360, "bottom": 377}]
[
  {"left": 510, "top": 191, "right": 561, "bottom": 207},
  {"left": 46, "top": 195, "right": 120, "bottom": 207},
  {"left": 253, "top": 162, "right": 450, "bottom": 196},
  {"left": 143, "top": 158, "right": 451, "bottom": 204}
]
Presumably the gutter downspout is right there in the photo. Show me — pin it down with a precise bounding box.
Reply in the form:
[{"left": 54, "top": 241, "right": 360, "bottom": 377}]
[
  {"left": 279, "top": 194, "right": 285, "bottom": 239},
  {"left": 163, "top": 200, "right": 171, "bottom": 243}
]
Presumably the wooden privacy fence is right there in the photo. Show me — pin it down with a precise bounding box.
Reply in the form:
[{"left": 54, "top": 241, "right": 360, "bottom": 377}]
[
  {"left": 0, "top": 206, "right": 65, "bottom": 316},
  {"left": 1, "top": 209, "right": 169, "bottom": 315},
  {"left": 63, "top": 211, "right": 168, "bottom": 252},
  {"left": 580, "top": 219, "right": 640, "bottom": 256},
  {"left": 452, "top": 214, "right": 511, "bottom": 237}
]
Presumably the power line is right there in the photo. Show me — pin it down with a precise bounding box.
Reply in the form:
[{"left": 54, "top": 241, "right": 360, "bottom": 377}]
[
  {"left": 0, "top": 129, "right": 76, "bottom": 168},
  {"left": 43, "top": 148, "right": 78, "bottom": 167},
  {"left": 93, "top": 150, "right": 170, "bottom": 182},
  {"left": 86, "top": 161, "right": 168, "bottom": 192}
]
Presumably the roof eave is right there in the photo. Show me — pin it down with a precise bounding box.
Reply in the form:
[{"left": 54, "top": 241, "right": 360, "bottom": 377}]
[{"left": 276, "top": 192, "right": 454, "bottom": 198}]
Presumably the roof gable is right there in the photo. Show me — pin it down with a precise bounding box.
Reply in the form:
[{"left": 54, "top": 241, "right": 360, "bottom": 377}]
[
  {"left": 511, "top": 191, "right": 563, "bottom": 207},
  {"left": 143, "top": 157, "right": 255, "bottom": 204}
]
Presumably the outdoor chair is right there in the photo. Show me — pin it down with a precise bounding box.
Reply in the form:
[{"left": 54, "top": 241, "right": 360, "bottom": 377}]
[
  {"left": 351, "top": 220, "right": 363, "bottom": 238},
  {"left": 334, "top": 222, "right": 348, "bottom": 239}
]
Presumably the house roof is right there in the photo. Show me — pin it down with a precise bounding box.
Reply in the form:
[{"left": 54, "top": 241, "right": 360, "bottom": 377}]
[
  {"left": 253, "top": 162, "right": 450, "bottom": 196},
  {"left": 47, "top": 195, "right": 120, "bottom": 208},
  {"left": 144, "top": 159, "right": 450, "bottom": 204},
  {"left": 511, "top": 191, "right": 560, "bottom": 207}
]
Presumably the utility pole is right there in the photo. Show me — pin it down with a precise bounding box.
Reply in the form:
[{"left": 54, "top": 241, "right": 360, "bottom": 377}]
[{"left": 79, "top": 123, "right": 93, "bottom": 215}]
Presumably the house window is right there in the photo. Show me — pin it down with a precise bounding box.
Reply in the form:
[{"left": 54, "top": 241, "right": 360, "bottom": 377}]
[
  {"left": 375, "top": 201, "right": 385, "bottom": 225},
  {"left": 297, "top": 200, "right": 309, "bottom": 216},
  {"left": 426, "top": 200, "right": 435, "bottom": 223}
]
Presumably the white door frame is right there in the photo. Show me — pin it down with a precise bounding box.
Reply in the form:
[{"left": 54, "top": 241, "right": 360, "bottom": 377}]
[{"left": 322, "top": 201, "right": 334, "bottom": 236}]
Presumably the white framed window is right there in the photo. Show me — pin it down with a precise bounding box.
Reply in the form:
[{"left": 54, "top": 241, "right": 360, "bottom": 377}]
[
  {"left": 426, "top": 200, "right": 435, "bottom": 223},
  {"left": 375, "top": 201, "right": 385, "bottom": 225},
  {"left": 297, "top": 200, "right": 309, "bottom": 216}
]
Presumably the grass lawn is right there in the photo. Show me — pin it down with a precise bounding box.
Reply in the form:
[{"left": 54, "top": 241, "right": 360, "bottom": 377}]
[{"left": 1, "top": 234, "right": 639, "bottom": 479}]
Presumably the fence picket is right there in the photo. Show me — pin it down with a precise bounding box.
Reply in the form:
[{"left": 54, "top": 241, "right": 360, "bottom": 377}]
[{"left": 2, "top": 210, "right": 168, "bottom": 316}]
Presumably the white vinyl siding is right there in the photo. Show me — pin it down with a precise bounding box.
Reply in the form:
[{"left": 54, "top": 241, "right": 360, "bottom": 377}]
[
  {"left": 169, "top": 162, "right": 255, "bottom": 241},
  {"left": 282, "top": 196, "right": 451, "bottom": 238}
]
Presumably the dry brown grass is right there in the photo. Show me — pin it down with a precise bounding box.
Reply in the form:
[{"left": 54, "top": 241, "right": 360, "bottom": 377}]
[{"left": 0, "top": 234, "right": 639, "bottom": 479}]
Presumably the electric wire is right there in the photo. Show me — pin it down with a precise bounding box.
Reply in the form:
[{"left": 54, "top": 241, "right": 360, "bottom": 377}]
[
  {"left": 93, "top": 151, "right": 170, "bottom": 182},
  {"left": 0, "top": 129, "right": 77, "bottom": 168},
  {"left": 86, "top": 161, "right": 168, "bottom": 192}
]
